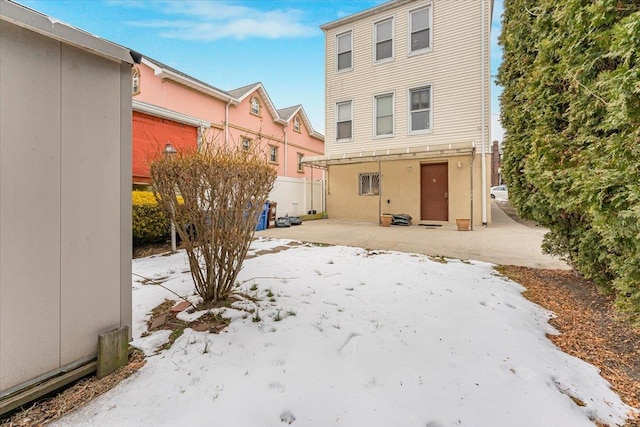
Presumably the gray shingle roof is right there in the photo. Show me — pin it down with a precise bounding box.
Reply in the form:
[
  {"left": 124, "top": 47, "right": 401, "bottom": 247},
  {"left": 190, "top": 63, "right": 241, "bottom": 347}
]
[
  {"left": 277, "top": 105, "right": 301, "bottom": 122},
  {"left": 227, "top": 82, "right": 261, "bottom": 99}
]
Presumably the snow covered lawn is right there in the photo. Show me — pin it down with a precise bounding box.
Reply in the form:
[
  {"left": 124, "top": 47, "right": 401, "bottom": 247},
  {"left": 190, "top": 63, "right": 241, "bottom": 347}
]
[{"left": 54, "top": 238, "right": 635, "bottom": 427}]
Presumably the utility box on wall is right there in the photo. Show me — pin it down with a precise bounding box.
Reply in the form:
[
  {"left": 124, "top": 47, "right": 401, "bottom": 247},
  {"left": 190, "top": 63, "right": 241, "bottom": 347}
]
[{"left": 0, "top": 0, "right": 134, "bottom": 411}]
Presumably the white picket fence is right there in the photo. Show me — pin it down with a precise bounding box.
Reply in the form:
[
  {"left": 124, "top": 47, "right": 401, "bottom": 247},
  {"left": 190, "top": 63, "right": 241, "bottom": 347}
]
[{"left": 268, "top": 176, "right": 325, "bottom": 217}]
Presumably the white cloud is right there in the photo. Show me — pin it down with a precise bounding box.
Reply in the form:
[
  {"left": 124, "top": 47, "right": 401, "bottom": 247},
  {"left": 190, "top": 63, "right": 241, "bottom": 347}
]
[{"left": 124, "top": 1, "right": 318, "bottom": 41}]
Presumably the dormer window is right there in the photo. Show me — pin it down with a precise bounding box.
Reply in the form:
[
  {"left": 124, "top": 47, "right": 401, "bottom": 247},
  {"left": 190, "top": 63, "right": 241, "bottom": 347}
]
[
  {"left": 132, "top": 67, "right": 140, "bottom": 95},
  {"left": 250, "top": 97, "right": 261, "bottom": 116},
  {"left": 293, "top": 117, "right": 301, "bottom": 133}
]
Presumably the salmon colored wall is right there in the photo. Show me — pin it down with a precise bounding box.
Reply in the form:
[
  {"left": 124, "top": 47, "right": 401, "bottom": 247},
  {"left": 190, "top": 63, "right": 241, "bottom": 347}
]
[
  {"left": 132, "top": 111, "right": 197, "bottom": 184},
  {"left": 133, "top": 64, "right": 226, "bottom": 127},
  {"left": 132, "top": 63, "right": 324, "bottom": 180}
]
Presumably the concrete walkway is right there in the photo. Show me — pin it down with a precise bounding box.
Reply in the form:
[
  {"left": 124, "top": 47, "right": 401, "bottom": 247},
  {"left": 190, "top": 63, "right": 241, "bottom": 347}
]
[{"left": 257, "top": 201, "right": 569, "bottom": 270}]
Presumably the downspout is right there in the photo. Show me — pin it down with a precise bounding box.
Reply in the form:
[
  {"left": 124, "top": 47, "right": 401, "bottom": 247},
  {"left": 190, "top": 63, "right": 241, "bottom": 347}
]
[
  {"left": 470, "top": 146, "right": 476, "bottom": 231},
  {"left": 310, "top": 166, "right": 314, "bottom": 213},
  {"left": 224, "top": 100, "right": 231, "bottom": 147},
  {"left": 480, "top": 0, "right": 488, "bottom": 226},
  {"left": 378, "top": 159, "right": 382, "bottom": 224},
  {"left": 283, "top": 128, "right": 288, "bottom": 176},
  {"left": 322, "top": 169, "right": 326, "bottom": 214}
]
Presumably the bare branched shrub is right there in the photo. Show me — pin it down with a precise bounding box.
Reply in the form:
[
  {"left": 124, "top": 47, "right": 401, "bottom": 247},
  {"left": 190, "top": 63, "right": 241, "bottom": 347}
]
[{"left": 151, "top": 144, "right": 276, "bottom": 304}]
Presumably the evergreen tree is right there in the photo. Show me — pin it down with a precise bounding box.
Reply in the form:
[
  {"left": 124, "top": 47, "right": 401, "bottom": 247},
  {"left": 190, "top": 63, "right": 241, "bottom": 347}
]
[{"left": 497, "top": 0, "right": 640, "bottom": 316}]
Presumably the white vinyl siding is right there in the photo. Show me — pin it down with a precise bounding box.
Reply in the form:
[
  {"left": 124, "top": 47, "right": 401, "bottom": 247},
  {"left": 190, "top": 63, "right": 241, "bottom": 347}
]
[
  {"left": 409, "top": 86, "right": 431, "bottom": 133},
  {"left": 324, "top": 1, "right": 490, "bottom": 155},
  {"left": 336, "top": 31, "right": 352, "bottom": 71},
  {"left": 374, "top": 18, "right": 393, "bottom": 62},
  {"left": 336, "top": 101, "right": 353, "bottom": 141},
  {"left": 409, "top": 5, "right": 431, "bottom": 55},
  {"left": 375, "top": 93, "right": 394, "bottom": 137}
]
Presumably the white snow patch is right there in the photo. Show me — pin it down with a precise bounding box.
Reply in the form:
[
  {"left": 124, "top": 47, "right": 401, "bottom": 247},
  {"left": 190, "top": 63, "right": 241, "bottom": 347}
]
[{"left": 52, "top": 239, "right": 636, "bottom": 427}]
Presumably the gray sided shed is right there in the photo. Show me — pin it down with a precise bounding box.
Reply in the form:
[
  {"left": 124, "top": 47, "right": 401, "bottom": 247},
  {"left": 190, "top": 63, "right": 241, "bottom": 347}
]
[{"left": 0, "top": 0, "right": 133, "bottom": 411}]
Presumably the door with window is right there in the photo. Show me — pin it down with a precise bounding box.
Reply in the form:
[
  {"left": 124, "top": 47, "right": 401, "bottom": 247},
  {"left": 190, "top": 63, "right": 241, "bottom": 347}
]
[{"left": 420, "top": 163, "right": 448, "bottom": 221}]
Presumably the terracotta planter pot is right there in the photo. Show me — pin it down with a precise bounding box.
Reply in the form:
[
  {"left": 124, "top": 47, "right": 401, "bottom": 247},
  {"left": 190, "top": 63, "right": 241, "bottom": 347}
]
[
  {"left": 456, "top": 218, "right": 470, "bottom": 231},
  {"left": 380, "top": 214, "right": 393, "bottom": 227}
]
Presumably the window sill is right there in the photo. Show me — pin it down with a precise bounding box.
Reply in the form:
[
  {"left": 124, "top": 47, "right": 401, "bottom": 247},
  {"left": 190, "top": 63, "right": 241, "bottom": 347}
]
[
  {"left": 373, "top": 133, "right": 394, "bottom": 139},
  {"left": 408, "top": 129, "right": 432, "bottom": 136},
  {"left": 408, "top": 48, "right": 432, "bottom": 58},
  {"left": 336, "top": 138, "right": 353, "bottom": 143},
  {"left": 336, "top": 67, "right": 353, "bottom": 74},
  {"left": 374, "top": 57, "right": 394, "bottom": 65}
]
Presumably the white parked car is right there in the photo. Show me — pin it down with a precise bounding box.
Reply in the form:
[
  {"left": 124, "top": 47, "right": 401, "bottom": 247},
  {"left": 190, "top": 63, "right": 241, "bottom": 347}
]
[{"left": 491, "top": 185, "right": 508, "bottom": 200}]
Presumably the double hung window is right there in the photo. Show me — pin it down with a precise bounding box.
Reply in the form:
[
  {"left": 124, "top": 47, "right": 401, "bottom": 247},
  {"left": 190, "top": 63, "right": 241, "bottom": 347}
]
[
  {"left": 410, "top": 6, "right": 431, "bottom": 53},
  {"left": 375, "top": 93, "right": 393, "bottom": 136},
  {"left": 375, "top": 19, "right": 393, "bottom": 62},
  {"left": 336, "top": 101, "right": 352, "bottom": 141},
  {"left": 409, "top": 86, "right": 431, "bottom": 132},
  {"left": 337, "top": 31, "right": 352, "bottom": 71}
]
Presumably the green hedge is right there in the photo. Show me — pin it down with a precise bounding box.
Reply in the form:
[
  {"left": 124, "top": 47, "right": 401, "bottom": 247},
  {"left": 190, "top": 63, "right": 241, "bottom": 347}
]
[
  {"left": 132, "top": 191, "right": 169, "bottom": 245},
  {"left": 497, "top": 1, "right": 640, "bottom": 319}
]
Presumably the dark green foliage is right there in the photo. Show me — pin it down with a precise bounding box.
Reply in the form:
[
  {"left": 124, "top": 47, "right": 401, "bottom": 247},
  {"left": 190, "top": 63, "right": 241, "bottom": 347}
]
[{"left": 498, "top": 0, "right": 640, "bottom": 317}]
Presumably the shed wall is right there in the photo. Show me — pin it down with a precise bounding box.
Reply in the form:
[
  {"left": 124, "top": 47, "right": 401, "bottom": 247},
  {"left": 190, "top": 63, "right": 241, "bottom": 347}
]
[{"left": 0, "top": 19, "right": 131, "bottom": 394}]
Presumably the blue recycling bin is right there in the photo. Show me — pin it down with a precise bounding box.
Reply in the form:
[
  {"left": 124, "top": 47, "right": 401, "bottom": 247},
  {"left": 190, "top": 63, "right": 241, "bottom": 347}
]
[{"left": 256, "top": 202, "right": 269, "bottom": 231}]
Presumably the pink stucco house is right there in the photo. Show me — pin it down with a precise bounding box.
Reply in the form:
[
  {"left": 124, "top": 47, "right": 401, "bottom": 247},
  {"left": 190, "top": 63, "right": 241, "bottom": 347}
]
[{"left": 132, "top": 56, "right": 325, "bottom": 216}]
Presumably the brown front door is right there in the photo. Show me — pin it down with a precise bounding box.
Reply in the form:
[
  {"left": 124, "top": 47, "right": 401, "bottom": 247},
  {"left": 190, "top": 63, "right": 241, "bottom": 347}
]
[{"left": 420, "top": 163, "right": 449, "bottom": 221}]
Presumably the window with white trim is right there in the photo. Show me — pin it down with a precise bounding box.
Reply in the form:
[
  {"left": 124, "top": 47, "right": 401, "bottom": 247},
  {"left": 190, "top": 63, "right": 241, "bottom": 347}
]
[
  {"left": 293, "top": 117, "right": 301, "bottom": 132},
  {"left": 297, "top": 153, "right": 304, "bottom": 172},
  {"left": 269, "top": 145, "right": 278, "bottom": 163},
  {"left": 337, "top": 31, "right": 352, "bottom": 71},
  {"left": 409, "top": 86, "right": 431, "bottom": 132},
  {"left": 410, "top": 6, "right": 431, "bottom": 53},
  {"left": 250, "top": 97, "right": 260, "bottom": 115},
  {"left": 375, "top": 18, "right": 393, "bottom": 62},
  {"left": 359, "top": 172, "right": 380, "bottom": 196},
  {"left": 242, "top": 137, "right": 250, "bottom": 151},
  {"left": 336, "top": 101, "right": 352, "bottom": 141},
  {"left": 375, "top": 93, "right": 393, "bottom": 136}
]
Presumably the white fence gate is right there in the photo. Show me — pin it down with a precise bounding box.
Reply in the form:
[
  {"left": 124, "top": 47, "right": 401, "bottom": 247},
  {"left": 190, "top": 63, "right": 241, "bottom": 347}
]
[{"left": 268, "top": 176, "right": 324, "bottom": 217}]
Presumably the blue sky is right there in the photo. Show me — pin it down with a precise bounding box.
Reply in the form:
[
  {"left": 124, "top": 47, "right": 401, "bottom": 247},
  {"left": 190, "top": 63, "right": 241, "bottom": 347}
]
[{"left": 18, "top": 0, "right": 504, "bottom": 140}]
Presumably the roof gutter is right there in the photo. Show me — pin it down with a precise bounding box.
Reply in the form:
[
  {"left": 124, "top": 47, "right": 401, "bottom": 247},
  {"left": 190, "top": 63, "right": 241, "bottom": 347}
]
[{"left": 132, "top": 100, "right": 211, "bottom": 129}]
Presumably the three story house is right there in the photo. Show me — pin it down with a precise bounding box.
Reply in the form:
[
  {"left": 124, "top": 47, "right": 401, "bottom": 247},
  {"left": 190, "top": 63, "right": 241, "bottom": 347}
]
[{"left": 309, "top": 0, "right": 492, "bottom": 226}]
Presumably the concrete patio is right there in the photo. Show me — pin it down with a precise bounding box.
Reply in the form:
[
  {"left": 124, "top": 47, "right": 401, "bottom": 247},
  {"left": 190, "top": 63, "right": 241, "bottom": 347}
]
[{"left": 257, "top": 201, "right": 569, "bottom": 270}]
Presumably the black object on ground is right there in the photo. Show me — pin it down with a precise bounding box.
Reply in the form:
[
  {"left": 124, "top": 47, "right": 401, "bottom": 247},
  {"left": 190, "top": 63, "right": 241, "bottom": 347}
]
[
  {"left": 390, "top": 214, "right": 412, "bottom": 226},
  {"left": 275, "top": 215, "right": 302, "bottom": 227}
]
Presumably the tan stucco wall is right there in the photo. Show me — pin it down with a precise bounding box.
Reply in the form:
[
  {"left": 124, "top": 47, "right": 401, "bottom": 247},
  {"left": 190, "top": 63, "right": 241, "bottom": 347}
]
[
  {"left": 327, "top": 155, "right": 490, "bottom": 225},
  {"left": 0, "top": 15, "right": 132, "bottom": 394}
]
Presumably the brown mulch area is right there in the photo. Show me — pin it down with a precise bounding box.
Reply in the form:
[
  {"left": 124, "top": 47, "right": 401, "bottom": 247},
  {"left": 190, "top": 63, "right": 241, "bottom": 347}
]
[
  {"left": 133, "top": 241, "right": 175, "bottom": 259},
  {"left": 1, "top": 349, "right": 146, "bottom": 427},
  {"left": 499, "top": 266, "right": 640, "bottom": 426}
]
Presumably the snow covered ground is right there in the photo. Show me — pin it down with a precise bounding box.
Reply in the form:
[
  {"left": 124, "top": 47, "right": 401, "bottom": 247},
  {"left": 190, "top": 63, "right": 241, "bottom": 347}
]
[{"left": 53, "top": 238, "right": 636, "bottom": 427}]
